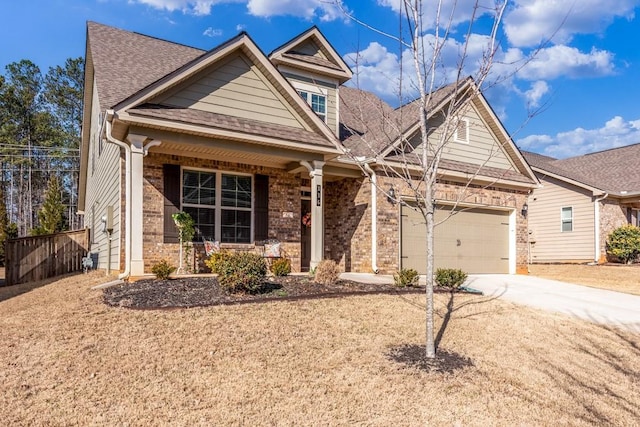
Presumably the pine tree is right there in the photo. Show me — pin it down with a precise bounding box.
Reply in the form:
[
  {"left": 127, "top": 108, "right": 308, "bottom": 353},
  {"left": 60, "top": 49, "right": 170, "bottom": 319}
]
[{"left": 33, "top": 175, "right": 66, "bottom": 235}]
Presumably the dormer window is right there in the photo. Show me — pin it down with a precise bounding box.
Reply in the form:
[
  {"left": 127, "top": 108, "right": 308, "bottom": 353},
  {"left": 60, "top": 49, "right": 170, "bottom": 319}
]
[
  {"left": 454, "top": 118, "right": 469, "bottom": 143},
  {"left": 298, "top": 90, "right": 326, "bottom": 122}
]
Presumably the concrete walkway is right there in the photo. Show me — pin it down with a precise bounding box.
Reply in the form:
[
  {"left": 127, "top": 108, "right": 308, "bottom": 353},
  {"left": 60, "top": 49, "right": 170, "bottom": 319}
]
[{"left": 340, "top": 272, "right": 640, "bottom": 333}]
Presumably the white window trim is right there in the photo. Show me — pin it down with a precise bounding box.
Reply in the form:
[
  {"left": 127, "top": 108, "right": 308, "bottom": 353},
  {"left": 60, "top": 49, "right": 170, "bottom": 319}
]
[
  {"left": 181, "top": 167, "right": 254, "bottom": 244},
  {"left": 454, "top": 118, "right": 470, "bottom": 144},
  {"left": 294, "top": 81, "right": 328, "bottom": 123},
  {"left": 561, "top": 206, "right": 573, "bottom": 232}
]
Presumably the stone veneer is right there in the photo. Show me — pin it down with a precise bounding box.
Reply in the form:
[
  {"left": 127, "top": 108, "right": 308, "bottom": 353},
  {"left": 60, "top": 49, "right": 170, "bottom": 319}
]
[
  {"left": 141, "top": 153, "right": 303, "bottom": 273},
  {"left": 324, "top": 174, "right": 530, "bottom": 274}
]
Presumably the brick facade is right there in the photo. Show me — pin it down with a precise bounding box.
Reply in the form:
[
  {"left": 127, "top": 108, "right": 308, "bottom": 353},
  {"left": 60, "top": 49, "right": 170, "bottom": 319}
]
[
  {"left": 599, "top": 199, "right": 629, "bottom": 262},
  {"left": 136, "top": 155, "right": 529, "bottom": 275},
  {"left": 324, "top": 173, "right": 530, "bottom": 274},
  {"left": 141, "top": 153, "right": 303, "bottom": 273}
]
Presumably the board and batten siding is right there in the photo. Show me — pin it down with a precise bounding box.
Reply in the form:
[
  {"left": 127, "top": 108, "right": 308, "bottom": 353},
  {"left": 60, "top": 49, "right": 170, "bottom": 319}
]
[
  {"left": 85, "top": 77, "right": 122, "bottom": 271},
  {"left": 161, "top": 53, "right": 304, "bottom": 129},
  {"left": 528, "top": 175, "right": 595, "bottom": 262}
]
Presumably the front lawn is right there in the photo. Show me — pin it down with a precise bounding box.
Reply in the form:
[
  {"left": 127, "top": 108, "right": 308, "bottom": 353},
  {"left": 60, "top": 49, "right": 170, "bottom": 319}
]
[
  {"left": 0, "top": 272, "right": 638, "bottom": 425},
  {"left": 529, "top": 263, "right": 640, "bottom": 295}
]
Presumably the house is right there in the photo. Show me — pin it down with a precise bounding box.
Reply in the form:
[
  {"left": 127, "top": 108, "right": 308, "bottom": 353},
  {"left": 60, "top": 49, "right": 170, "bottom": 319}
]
[
  {"left": 523, "top": 145, "right": 640, "bottom": 263},
  {"left": 79, "top": 22, "right": 537, "bottom": 278}
]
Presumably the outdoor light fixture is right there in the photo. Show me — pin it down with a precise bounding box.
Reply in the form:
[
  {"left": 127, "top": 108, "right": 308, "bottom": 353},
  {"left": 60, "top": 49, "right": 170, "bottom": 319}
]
[
  {"left": 521, "top": 202, "right": 528, "bottom": 218},
  {"left": 387, "top": 186, "right": 397, "bottom": 205}
]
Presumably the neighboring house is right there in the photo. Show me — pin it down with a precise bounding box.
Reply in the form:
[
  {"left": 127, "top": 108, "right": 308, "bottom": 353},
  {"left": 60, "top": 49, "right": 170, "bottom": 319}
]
[
  {"left": 523, "top": 145, "right": 640, "bottom": 263},
  {"left": 79, "top": 22, "right": 537, "bottom": 277}
]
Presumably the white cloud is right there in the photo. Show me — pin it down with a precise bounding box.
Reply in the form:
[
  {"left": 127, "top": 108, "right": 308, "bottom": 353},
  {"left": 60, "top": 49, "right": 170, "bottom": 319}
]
[
  {"left": 131, "top": 0, "right": 346, "bottom": 20},
  {"left": 504, "top": 0, "right": 639, "bottom": 48},
  {"left": 377, "top": 0, "right": 498, "bottom": 30},
  {"left": 518, "top": 45, "right": 615, "bottom": 80},
  {"left": 518, "top": 116, "right": 640, "bottom": 158},
  {"left": 236, "top": 24, "right": 246, "bottom": 31},
  {"left": 203, "top": 27, "right": 223, "bottom": 37},
  {"left": 523, "top": 80, "right": 549, "bottom": 108}
]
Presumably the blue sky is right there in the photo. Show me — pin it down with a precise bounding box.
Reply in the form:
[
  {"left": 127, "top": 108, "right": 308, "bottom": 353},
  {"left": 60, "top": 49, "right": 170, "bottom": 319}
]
[{"left": 2, "top": 0, "right": 640, "bottom": 159}]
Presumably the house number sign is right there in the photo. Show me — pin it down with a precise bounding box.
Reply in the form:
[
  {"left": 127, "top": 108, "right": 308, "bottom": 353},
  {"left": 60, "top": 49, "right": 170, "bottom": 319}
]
[{"left": 316, "top": 185, "right": 321, "bottom": 207}]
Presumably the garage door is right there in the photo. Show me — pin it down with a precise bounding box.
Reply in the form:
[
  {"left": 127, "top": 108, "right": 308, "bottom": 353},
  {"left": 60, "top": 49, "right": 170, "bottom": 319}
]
[{"left": 400, "top": 204, "right": 510, "bottom": 274}]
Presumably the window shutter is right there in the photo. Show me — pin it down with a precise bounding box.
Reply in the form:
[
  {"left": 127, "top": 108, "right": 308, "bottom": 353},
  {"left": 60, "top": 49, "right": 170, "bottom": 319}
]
[
  {"left": 163, "top": 164, "right": 180, "bottom": 243},
  {"left": 254, "top": 174, "right": 269, "bottom": 242}
]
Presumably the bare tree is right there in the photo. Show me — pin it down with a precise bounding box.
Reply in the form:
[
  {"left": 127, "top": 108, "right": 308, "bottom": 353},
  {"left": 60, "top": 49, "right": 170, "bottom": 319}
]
[{"left": 336, "top": 0, "right": 540, "bottom": 359}]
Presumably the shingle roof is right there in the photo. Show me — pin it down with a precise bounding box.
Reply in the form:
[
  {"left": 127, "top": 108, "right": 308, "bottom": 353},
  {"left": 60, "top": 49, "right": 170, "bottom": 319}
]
[
  {"left": 87, "top": 22, "right": 205, "bottom": 110},
  {"left": 129, "top": 104, "right": 334, "bottom": 148},
  {"left": 524, "top": 144, "right": 640, "bottom": 195},
  {"left": 282, "top": 52, "right": 344, "bottom": 71},
  {"left": 338, "top": 81, "right": 464, "bottom": 158}
]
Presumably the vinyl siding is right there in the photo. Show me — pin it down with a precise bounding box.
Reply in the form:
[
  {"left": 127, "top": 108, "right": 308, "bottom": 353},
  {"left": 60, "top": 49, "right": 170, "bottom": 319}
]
[
  {"left": 419, "top": 105, "right": 513, "bottom": 170},
  {"left": 528, "top": 175, "right": 595, "bottom": 262},
  {"left": 282, "top": 73, "right": 338, "bottom": 136},
  {"left": 162, "top": 53, "right": 304, "bottom": 128},
  {"left": 84, "top": 78, "right": 122, "bottom": 271}
]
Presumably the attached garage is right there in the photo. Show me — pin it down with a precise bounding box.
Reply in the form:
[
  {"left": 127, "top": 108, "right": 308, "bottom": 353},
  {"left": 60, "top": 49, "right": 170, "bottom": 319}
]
[{"left": 400, "top": 204, "right": 512, "bottom": 274}]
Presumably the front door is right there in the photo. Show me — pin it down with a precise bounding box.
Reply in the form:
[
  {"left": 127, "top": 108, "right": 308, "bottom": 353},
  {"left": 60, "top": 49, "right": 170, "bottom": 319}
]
[{"left": 301, "top": 199, "right": 311, "bottom": 271}]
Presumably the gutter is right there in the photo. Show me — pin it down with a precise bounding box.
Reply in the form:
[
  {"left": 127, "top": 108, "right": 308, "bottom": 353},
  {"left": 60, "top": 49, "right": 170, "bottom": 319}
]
[
  {"left": 103, "top": 110, "right": 131, "bottom": 280},
  {"left": 363, "top": 163, "right": 380, "bottom": 274},
  {"left": 594, "top": 193, "right": 609, "bottom": 263}
]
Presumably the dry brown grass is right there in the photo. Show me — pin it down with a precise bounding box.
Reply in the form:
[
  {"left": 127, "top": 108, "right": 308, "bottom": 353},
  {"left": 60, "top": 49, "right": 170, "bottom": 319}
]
[
  {"left": 529, "top": 264, "right": 640, "bottom": 296},
  {"left": 1, "top": 272, "right": 639, "bottom": 426}
]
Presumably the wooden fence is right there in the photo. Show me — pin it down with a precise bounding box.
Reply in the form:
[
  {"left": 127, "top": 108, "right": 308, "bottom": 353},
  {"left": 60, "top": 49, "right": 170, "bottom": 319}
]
[{"left": 4, "top": 229, "right": 90, "bottom": 286}]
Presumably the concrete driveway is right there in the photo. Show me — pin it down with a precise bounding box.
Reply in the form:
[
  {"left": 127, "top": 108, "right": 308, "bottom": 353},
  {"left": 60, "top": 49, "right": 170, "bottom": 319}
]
[{"left": 341, "top": 272, "right": 640, "bottom": 333}]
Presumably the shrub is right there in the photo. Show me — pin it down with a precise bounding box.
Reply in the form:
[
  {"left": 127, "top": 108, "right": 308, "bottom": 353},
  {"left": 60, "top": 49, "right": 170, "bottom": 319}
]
[
  {"left": 435, "top": 268, "right": 468, "bottom": 289},
  {"left": 205, "top": 250, "right": 233, "bottom": 274},
  {"left": 393, "top": 268, "right": 419, "bottom": 287},
  {"left": 607, "top": 225, "right": 640, "bottom": 264},
  {"left": 216, "top": 252, "right": 267, "bottom": 293},
  {"left": 270, "top": 258, "right": 291, "bottom": 276},
  {"left": 151, "top": 259, "right": 176, "bottom": 280},
  {"left": 314, "top": 259, "right": 340, "bottom": 285}
]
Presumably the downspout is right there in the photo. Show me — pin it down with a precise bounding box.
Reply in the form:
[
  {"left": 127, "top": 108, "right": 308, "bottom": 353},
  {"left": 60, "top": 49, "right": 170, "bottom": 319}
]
[
  {"left": 103, "top": 110, "right": 131, "bottom": 279},
  {"left": 363, "top": 163, "right": 379, "bottom": 274},
  {"left": 593, "top": 193, "right": 609, "bottom": 263}
]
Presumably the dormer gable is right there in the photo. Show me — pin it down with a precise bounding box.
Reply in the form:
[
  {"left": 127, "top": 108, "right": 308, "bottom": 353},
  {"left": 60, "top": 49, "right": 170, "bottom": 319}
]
[{"left": 268, "top": 26, "right": 352, "bottom": 83}]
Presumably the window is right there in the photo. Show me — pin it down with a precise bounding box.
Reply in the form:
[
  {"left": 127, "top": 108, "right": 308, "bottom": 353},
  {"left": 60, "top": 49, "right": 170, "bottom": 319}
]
[
  {"left": 454, "top": 118, "right": 469, "bottom": 143},
  {"left": 561, "top": 207, "right": 573, "bottom": 232},
  {"left": 298, "top": 90, "right": 326, "bottom": 122},
  {"left": 182, "top": 169, "right": 252, "bottom": 243}
]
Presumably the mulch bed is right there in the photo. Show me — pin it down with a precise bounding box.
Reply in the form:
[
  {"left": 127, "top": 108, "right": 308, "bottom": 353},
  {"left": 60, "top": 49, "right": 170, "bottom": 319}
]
[{"left": 103, "top": 275, "right": 441, "bottom": 309}]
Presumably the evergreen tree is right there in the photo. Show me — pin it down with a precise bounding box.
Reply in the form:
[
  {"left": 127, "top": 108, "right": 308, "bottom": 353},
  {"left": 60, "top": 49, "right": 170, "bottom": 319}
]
[{"left": 33, "top": 175, "right": 66, "bottom": 235}]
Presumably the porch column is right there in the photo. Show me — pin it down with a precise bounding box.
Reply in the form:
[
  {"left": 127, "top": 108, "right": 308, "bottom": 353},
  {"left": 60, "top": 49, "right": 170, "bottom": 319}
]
[
  {"left": 308, "top": 161, "right": 325, "bottom": 269},
  {"left": 128, "top": 134, "right": 146, "bottom": 276}
]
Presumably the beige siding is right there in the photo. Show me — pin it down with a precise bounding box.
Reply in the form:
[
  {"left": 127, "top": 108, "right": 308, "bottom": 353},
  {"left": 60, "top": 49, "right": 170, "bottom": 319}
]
[
  {"left": 528, "top": 175, "right": 595, "bottom": 262},
  {"left": 162, "top": 53, "right": 303, "bottom": 128},
  {"left": 84, "top": 78, "right": 122, "bottom": 271},
  {"left": 283, "top": 73, "right": 338, "bottom": 136},
  {"left": 420, "top": 106, "right": 513, "bottom": 170},
  {"left": 296, "top": 40, "right": 326, "bottom": 59}
]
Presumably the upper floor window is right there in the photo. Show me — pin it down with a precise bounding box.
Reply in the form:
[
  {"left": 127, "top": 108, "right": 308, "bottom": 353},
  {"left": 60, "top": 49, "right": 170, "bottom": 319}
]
[
  {"left": 561, "top": 206, "right": 573, "bottom": 232},
  {"left": 182, "top": 169, "right": 252, "bottom": 243},
  {"left": 298, "top": 90, "right": 326, "bottom": 122},
  {"left": 454, "top": 118, "right": 469, "bottom": 143}
]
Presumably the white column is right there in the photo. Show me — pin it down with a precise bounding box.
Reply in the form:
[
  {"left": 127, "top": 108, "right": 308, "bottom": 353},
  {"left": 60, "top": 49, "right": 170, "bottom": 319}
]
[
  {"left": 128, "top": 134, "right": 146, "bottom": 276},
  {"left": 308, "top": 161, "right": 325, "bottom": 269}
]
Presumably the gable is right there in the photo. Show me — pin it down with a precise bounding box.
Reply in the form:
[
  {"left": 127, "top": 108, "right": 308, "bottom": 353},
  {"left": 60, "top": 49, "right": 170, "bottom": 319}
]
[
  {"left": 427, "top": 105, "right": 515, "bottom": 170},
  {"left": 294, "top": 40, "right": 326, "bottom": 59},
  {"left": 155, "top": 52, "right": 305, "bottom": 129}
]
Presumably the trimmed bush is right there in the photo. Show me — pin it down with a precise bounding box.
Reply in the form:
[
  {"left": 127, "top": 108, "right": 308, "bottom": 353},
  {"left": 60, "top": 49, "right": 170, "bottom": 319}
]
[
  {"left": 270, "top": 258, "right": 291, "bottom": 276},
  {"left": 393, "top": 268, "right": 419, "bottom": 287},
  {"left": 204, "top": 250, "right": 233, "bottom": 274},
  {"left": 151, "top": 259, "right": 176, "bottom": 280},
  {"left": 607, "top": 225, "right": 640, "bottom": 264},
  {"left": 216, "top": 252, "right": 267, "bottom": 293},
  {"left": 435, "top": 268, "right": 468, "bottom": 289},
  {"left": 314, "top": 259, "right": 340, "bottom": 285}
]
